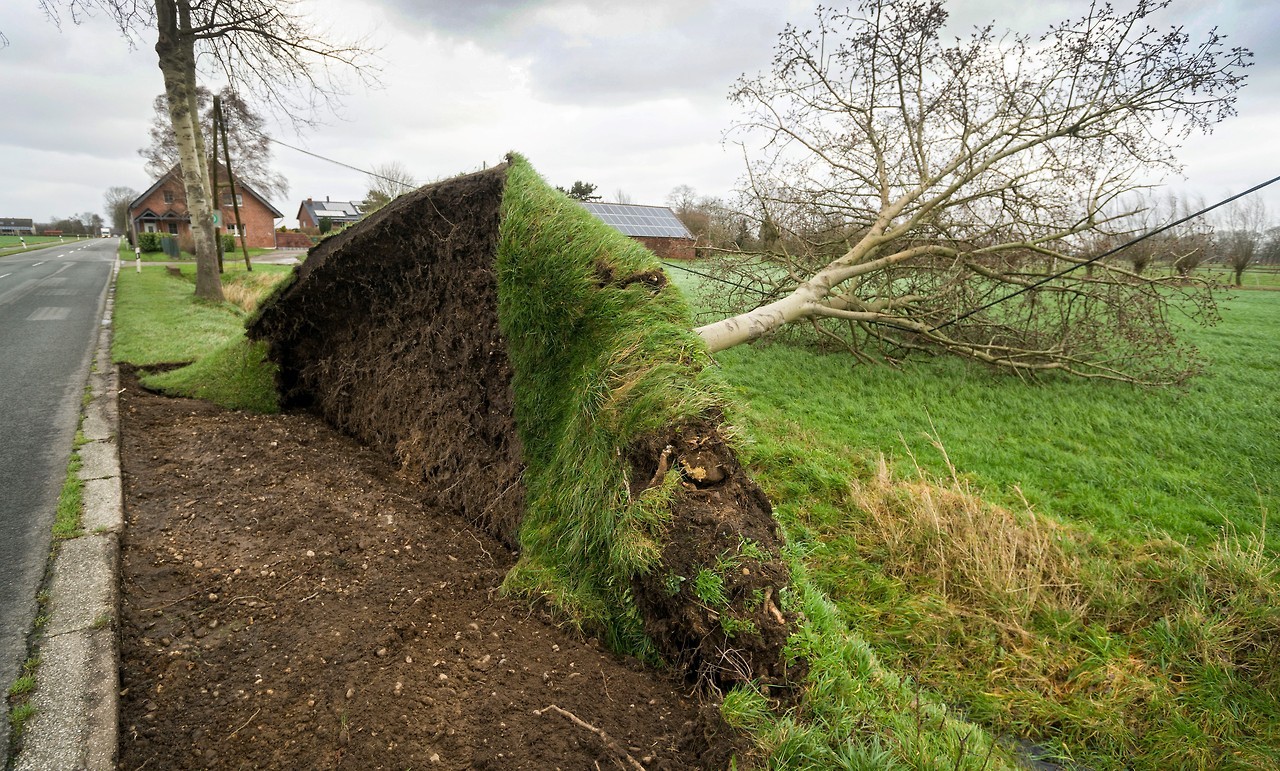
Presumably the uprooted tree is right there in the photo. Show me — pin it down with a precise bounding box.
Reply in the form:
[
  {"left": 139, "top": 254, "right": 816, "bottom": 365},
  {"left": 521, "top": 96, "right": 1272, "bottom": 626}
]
[
  {"left": 695, "top": 0, "right": 1251, "bottom": 385},
  {"left": 39, "top": 0, "right": 374, "bottom": 301}
]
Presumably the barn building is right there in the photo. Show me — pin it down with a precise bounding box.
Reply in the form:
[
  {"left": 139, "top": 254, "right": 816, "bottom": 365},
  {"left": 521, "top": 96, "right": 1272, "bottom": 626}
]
[
  {"left": 297, "top": 198, "right": 364, "bottom": 230},
  {"left": 581, "top": 202, "right": 696, "bottom": 261}
]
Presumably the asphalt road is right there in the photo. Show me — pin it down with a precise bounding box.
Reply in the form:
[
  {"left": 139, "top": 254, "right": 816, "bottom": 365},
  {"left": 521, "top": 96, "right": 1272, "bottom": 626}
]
[{"left": 0, "top": 238, "right": 115, "bottom": 763}]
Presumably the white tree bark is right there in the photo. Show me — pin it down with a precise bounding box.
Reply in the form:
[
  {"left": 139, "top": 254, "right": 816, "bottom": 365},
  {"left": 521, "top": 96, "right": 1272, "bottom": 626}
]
[{"left": 155, "top": 0, "right": 222, "bottom": 300}]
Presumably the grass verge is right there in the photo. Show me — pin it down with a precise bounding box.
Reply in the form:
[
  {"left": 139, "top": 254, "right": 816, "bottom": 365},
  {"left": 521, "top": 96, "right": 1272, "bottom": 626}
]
[
  {"left": 7, "top": 421, "right": 89, "bottom": 752},
  {"left": 113, "top": 265, "right": 288, "bottom": 412},
  {"left": 52, "top": 429, "right": 87, "bottom": 540}
]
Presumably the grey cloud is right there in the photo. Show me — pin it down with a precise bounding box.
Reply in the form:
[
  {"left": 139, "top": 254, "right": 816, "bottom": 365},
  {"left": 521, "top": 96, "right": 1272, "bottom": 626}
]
[
  {"left": 377, "top": 0, "right": 797, "bottom": 103},
  {"left": 377, "top": 0, "right": 550, "bottom": 38}
]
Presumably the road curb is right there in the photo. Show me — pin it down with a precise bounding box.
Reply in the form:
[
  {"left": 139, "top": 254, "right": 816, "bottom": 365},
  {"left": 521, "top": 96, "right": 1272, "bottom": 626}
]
[{"left": 13, "top": 264, "right": 120, "bottom": 771}]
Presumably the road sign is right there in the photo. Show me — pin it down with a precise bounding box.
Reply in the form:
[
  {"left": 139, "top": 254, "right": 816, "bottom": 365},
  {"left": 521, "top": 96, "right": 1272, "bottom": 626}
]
[{"left": 211, "top": 211, "right": 222, "bottom": 227}]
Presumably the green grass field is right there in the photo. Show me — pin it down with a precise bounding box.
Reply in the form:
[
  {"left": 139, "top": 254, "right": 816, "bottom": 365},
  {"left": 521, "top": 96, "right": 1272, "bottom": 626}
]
[
  {"left": 713, "top": 291, "right": 1278, "bottom": 548},
  {"left": 0, "top": 235, "right": 71, "bottom": 248},
  {"left": 0, "top": 234, "right": 86, "bottom": 258},
  {"left": 1195, "top": 264, "right": 1280, "bottom": 289},
  {"left": 679, "top": 271, "right": 1280, "bottom": 768}
]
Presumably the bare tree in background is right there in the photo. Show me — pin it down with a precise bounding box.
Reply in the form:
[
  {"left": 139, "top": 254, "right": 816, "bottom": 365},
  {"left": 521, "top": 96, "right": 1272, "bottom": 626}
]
[
  {"left": 1218, "top": 196, "right": 1268, "bottom": 286},
  {"left": 362, "top": 161, "right": 417, "bottom": 213},
  {"left": 141, "top": 86, "right": 288, "bottom": 202},
  {"left": 667, "top": 185, "right": 747, "bottom": 254},
  {"left": 39, "top": 0, "right": 375, "bottom": 301},
  {"left": 103, "top": 185, "right": 139, "bottom": 234},
  {"left": 696, "top": 0, "right": 1250, "bottom": 385}
]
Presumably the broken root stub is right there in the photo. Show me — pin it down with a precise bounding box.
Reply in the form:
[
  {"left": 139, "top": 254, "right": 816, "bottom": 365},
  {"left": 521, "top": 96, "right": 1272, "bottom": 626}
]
[{"left": 630, "top": 422, "right": 804, "bottom": 690}]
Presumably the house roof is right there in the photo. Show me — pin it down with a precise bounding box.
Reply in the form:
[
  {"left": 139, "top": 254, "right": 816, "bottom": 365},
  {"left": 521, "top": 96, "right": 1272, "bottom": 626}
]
[
  {"left": 581, "top": 202, "right": 693, "bottom": 239},
  {"left": 0, "top": 217, "right": 34, "bottom": 228},
  {"left": 128, "top": 165, "right": 284, "bottom": 218},
  {"left": 298, "top": 199, "right": 364, "bottom": 224}
]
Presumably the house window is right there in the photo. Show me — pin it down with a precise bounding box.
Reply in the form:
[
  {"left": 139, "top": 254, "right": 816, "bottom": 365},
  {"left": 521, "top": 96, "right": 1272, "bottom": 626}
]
[
  {"left": 163, "top": 191, "right": 175, "bottom": 204},
  {"left": 226, "top": 224, "right": 246, "bottom": 238},
  {"left": 168, "top": 223, "right": 179, "bottom": 235},
  {"left": 143, "top": 222, "right": 157, "bottom": 233},
  {"left": 222, "top": 193, "right": 243, "bottom": 206}
]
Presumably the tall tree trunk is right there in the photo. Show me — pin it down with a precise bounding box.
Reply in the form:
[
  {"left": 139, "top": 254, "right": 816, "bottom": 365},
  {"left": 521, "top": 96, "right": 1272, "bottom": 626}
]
[
  {"left": 1235, "top": 266, "right": 1244, "bottom": 286},
  {"left": 155, "top": 0, "right": 222, "bottom": 301}
]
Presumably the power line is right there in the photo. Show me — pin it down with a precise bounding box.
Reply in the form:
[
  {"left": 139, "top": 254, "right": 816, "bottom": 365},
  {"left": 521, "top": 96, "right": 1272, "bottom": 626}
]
[
  {"left": 247, "top": 129, "right": 414, "bottom": 188},
  {"left": 930, "top": 174, "right": 1280, "bottom": 332}
]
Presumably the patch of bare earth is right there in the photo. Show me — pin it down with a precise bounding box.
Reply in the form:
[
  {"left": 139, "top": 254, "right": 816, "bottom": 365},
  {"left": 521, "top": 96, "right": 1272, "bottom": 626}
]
[{"left": 116, "top": 373, "right": 741, "bottom": 770}]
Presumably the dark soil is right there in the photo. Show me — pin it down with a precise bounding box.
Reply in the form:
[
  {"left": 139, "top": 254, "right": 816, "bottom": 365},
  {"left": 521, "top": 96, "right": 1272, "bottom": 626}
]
[
  {"left": 628, "top": 422, "right": 800, "bottom": 690},
  {"left": 116, "top": 372, "right": 744, "bottom": 770},
  {"left": 249, "top": 164, "right": 527, "bottom": 549}
]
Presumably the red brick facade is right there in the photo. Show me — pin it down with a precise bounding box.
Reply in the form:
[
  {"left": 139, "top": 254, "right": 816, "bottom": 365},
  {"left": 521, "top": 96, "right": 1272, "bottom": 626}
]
[
  {"left": 632, "top": 235, "right": 696, "bottom": 261},
  {"left": 128, "top": 169, "right": 281, "bottom": 249},
  {"left": 275, "top": 231, "right": 315, "bottom": 249}
]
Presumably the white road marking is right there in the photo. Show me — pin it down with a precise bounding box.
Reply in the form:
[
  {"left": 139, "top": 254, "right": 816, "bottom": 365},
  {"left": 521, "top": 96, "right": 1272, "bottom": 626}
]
[
  {"left": 0, "top": 280, "right": 38, "bottom": 306},
  {"left": 32, "top": 262, "right": 44, "bottom": 267},
  {"left": 27, "top": 307, "right": 71, "bottom": 321},
  {"left": 0, "top": 274, "right": 10, "bottom": 280}
]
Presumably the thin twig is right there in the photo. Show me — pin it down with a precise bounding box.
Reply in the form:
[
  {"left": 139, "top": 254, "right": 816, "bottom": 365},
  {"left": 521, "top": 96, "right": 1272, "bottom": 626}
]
[
  {"left": 463, "top": 528, "right": 492, "bottom": 561},
  {"left": 534, "top": 704, "right": 647, "bottom": 771},
  {"left": 228, "top": 708, "right": 261, "bottom": 739},
  {"left": 274, "top": 569, "right": 311, "bottom": 593},
  {"left": 139, "top": 588, "right": 206, "bottom": 613}
]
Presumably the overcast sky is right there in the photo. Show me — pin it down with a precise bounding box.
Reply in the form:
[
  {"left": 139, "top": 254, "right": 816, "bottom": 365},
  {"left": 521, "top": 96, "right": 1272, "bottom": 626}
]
[{"left": 1, "top": 0, "right": 1277, "bottom": 228}]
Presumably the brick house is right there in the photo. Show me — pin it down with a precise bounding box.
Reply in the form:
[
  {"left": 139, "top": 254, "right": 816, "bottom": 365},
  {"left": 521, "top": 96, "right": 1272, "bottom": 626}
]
[
  {"left": 296, "top": 198, "right": 364, "bottom": 229},
  {"left": 581, "top": 202, "right": 696, "bottom": 260},
  {"left": 128, "top": 166, "right": 283, "bottom": 249}
]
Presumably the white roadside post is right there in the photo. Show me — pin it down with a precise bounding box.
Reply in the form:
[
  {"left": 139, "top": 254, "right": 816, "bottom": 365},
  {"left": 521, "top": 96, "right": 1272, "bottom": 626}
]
[{"left": 135, "top": 246, "right": 142, "bottom": 273}]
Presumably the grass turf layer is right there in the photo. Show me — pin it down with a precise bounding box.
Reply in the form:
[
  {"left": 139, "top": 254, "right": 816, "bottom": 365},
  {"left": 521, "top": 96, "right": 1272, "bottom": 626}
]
[
  {"left": 493, "top": 158, "right": 1013, "bottom": 767},
  {"left": 495, "top": 157, "right": 795, "bottom": 681}
]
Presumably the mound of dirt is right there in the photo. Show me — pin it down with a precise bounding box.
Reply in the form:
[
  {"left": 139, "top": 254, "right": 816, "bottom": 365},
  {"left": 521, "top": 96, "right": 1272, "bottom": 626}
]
[
  {"left": 249, "top": 158, "right": 802, "bottom": 691},
  {"left": 628, "top": 422, "right": 797, "bottom": 689},
  {"left": 249, "top": 165, "right": 526, "bottom": 548},
  {"left": 117, "top": 371, "right": 745, "bottom": 769}
]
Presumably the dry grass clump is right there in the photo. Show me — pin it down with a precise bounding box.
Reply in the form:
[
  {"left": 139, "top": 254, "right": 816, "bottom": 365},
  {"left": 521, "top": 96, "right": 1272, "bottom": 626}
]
[
  {"left": 802, "top": 436, "right": 1280, "bottom": 767},
  {"left": 850, "top": 443, "right": 1087, "bottom": 636},
  {"left": 223, "top": 270, "right": 290, "bottom": 314}
]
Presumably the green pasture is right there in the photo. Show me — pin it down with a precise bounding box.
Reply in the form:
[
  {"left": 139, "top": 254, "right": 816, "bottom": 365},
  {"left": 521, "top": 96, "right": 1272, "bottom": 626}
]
[
  {"left": 714, "top": 291, "right": 1279, "bottom": 548},
  {"left": 675, "top": 264, "right": 1280, "bottom": 768},
  {"left": 0, "top": 235, "right": 70, "bottom": 248},
  {"left": 1195, "top": 264, "right": 1280, "bottom": 289}
]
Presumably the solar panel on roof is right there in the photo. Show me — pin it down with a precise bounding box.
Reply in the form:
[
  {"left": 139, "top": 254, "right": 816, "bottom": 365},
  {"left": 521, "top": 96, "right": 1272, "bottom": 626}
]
[{"left": 580, "top": 202, "right": 693, "bottom": 239}]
